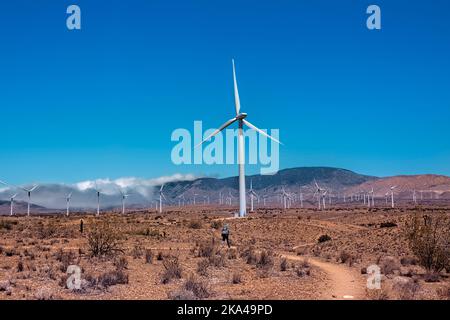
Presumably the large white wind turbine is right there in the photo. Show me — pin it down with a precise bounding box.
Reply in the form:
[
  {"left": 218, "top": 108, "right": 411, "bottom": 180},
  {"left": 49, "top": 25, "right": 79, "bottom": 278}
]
[
  {"left": 196, "top": 60, "right": 282, "bottom": 217},
  {"left": 21, "top": 184, "right": 39, "bottom": 216}
]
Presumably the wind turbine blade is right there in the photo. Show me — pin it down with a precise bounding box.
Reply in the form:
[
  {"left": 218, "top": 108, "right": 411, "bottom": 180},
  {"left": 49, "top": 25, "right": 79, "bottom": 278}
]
[
  {"left": 243, "top": 120, "right": 282, "bottom": 145},
  {"left": 11, "top": 193, "right": 18, "bottom": 199},
  {"left": 232, "top": 59, "right": 241, "bottom": 115},
  {"left": 29, "top": 185, "right": 39, "bottom": 192},
  {"left": 0, "top": 180, "right": 7, "bottom": 186},
  {"left": 161, "top": 193, "right": 167, "bottom": 201},
  {"left": 160, "top": 184, "right": 164, "bottom": 192},
  {"left": 195, "top": 117, "right": 239, "bottom": 148}
]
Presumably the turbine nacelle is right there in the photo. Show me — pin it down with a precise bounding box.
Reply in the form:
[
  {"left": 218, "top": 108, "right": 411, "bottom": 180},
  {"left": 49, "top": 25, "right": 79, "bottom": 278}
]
[{"left": 236, "top": 113, "right": 248, "bottom": 120}]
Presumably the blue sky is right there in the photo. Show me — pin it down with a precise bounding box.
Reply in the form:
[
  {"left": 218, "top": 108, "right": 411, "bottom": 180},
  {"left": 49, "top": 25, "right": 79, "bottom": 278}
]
[{"left": 0, "top": 0, "right": 449, "bottom": 185}]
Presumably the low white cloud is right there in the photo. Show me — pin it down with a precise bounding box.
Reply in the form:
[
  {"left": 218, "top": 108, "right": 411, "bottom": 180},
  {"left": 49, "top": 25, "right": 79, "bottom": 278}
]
[{"left": 0, "top": 173, "right": 198, "bottom": 210}]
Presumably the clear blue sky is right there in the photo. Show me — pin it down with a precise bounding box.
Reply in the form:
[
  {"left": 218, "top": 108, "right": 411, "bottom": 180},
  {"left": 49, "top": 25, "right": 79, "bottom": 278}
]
[{"left": 0, "top": 0, "right": 449, "bottom": 185}]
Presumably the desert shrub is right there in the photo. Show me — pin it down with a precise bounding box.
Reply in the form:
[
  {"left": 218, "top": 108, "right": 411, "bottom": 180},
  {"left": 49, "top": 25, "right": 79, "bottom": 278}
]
[
  {"left": 392, "top": 277, "right": 420, "bottom": 300},
  {"left": 197, "top": 259, "right": 209, "bottom": 276},
  {"left": 87, "top": 221, "right": 123, "bottom": 257},
  {"left": 378, "top": 256, "right": 400, "bottom": 275},
  {"left": 380, "top": 222, "right": 397, "bottom": 228},
  {"left": 114, "top": 256, "right": 128, "bottom": 270},
  {"left": 227, "top": 248, "right": 237, "bottom": 260},
  {"left": 232, "top": 272, "right": 242, "bottom": 284},
  {"left": 400, "top": 257, "right": 418, "bottom": 266},
  {"left": 366, "top": 288, "right": 389, "bottom": 300},
  {"left": 280, "top": 258, "right": 288, "bottom": 271},
  {"left": 37, "top": 221, "right": 58, "bottom": 239},
  {"left": 157, "top": 251, "right": 164, "bottom": 261},
  {"left": 0, "top": 220, "right": 14, "bottom": 231},
  {"left": 188, "top": 220, "right": 203, "bottom": 229},
  {"left": 184, "top": 274, "right": 210, "bottom": 299},
  {"left": 197, "top": 239, "right": 217, "bottom": 258},
  {"left": 17, "top": 260, "right": 24, "bottom": 272},
  {"left": 296, "top": 260, "right": 311, "bottom": 277},
  {"left": 211, "top": 220, "right": 222, "bottom": 230},
  {"left": 168, "top": 289, "right": 197, "bottom": 300},
  {"left": 131, "top": 245, "right": 143, "bottom": 259},
  {"left": 97, "top": 270, "right": 129, "bottom": 288},
  {"left": 161, "top": 256, "right": 182, "bottom": 284},
  {"left": 55, "top": 249, "right": 77, "bottom": 272},
  {"left": 209, "top": 251, "right": 226, "bottom": 268},
  {"left": 318, "top": 234, "right": 332, "bottom": 243},
  {"left": 404, "top": 213, "right": 450, "bottom": 273},
  {"left": 257, "top": 250, "right": 274, "bottom": 269},
  {"left": 436, "top": 286, "right": 450, "bottom": 300},
  {"left": 145, "top": 249, "right": 153, "bottom": 264},
  {"left": 240, "top": 246, "right": 258, "bottom": 265},
  {"left": 424, "top": 273, "right": 440, "bottom": 283},
  {"left": 34, "top": 287, "right": 55, "bottom": 300},
  {"left": 339, "top": 251, "right": 353, "bottom": 264}
]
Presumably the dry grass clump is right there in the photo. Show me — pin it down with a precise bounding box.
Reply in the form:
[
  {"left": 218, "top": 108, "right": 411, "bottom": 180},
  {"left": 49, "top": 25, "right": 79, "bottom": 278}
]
[
  {"left": 97, "top": 269, "right": 129, "bottom": 289},
  {"left": 338, "top": 251, "right": 354, "bottom": 266},
  {"left": 257, "top": 250, "right": 274, "bottom": 270},
  {"left": 240, "top": 246, "right": 258, "bottom": 265},
  {"left": 295, "top": 258, "right": 311, "bottom": 277},
  {"left": 188, "top": 220, "right": 203, "bottom": 229},
  {"left": 87, "top": 221, "right": 123, "bottom": 257},
  {"left": 280, "top": 257, "right": 288, "bottom": 271},
  {"left": 113, "top": 256, "right": 128, "bottom": 270},
  {"left": 145, "top": 249, "right": 153, "bottom": 264},
  {"left": 55, "top": 249, "right": 77, "bottom": 272},
  {"left": 196, "top": 238, "right": 217, "bottom": 258},
  {"left": 197, "top": 259, "right": 209, "bottom": 276},
  {"left": 210, "top": 220, "right": 222, "bottom": 230},
  {"left": 232, "top": 272, "right": 242, "bottom": 284},
  {"left": 392, "top": 277, "right": 420, "bottom": 300},
  {"left": 184, "top": 273, "right": 210, "bottom": 299},
  {"left": 161, "top": 256, "right": 183, "bottom": 284},
  {"left": 131, "top": 245, "right": 144, "bottom": 259}
]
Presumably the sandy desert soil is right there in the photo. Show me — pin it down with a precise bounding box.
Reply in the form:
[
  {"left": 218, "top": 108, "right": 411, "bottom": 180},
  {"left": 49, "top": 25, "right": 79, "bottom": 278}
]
[{"left": 0, "top": 206, "right": 449, "bottom": 300}]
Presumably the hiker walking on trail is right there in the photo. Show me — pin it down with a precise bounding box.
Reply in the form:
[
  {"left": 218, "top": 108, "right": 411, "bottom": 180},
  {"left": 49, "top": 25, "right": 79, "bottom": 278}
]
[{"left": 221, "top": 224, "right": 231, "bottom": 248}]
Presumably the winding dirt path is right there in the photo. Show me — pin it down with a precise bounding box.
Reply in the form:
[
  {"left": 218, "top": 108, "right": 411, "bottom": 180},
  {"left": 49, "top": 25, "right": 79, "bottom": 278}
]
[{"left": 281, "top": 253, "right": 367, "bottom": 300}]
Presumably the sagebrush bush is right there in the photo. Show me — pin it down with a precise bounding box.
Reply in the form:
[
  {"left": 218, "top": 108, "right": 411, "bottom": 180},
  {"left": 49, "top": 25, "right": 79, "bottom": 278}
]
[
  {"left": 184, "top": 274, "right": 210, "bottom": 299},
  {"left": 161, "top": 256, "right": 182, "bottom": 284},
  {"left": 197, "top": 259, "right": 209, "bottom": 276},
  {"left": 404, "top": 213, "right": 450, "bottom": 274},
  {"left": 145, "top": 249, "right": 153, "bottom": 264},
  {"left": 318, "top": 234, "right": 331, "bottom": 243},
  {"left": 87, "top": 222, "right": 123, "bottom": 257}
]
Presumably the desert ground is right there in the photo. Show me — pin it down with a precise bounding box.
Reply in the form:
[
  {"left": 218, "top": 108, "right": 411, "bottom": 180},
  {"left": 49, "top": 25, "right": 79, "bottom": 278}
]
[{"left": 0, "top": 206, "right": 449, "bottom": 300}]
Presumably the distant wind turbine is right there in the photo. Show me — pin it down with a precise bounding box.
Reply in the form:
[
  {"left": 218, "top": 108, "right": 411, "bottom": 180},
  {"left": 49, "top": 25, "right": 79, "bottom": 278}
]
[
  {"left": 65, "top": 192, "right": 73, "bottom": 217},
  {"left": 94, "top": 184, "right": 103, "bottom": 216},
  {"left": 248, "top": 180, "right": 258, "bottom": 212},
  {"left": 390, "top": 186, "right": 397, "bottom": 208},
  {"left": 196, "top": 60, "right": 282, "bottom": 217},
  {"left": 119, "top": 189, "right": 132, "bottom": 214},
  {"left": 20, "top": 184, "right": 39, "bottom": 216},
  {"left": 9, "top": 193, "right": 18, "bottom": 216},
  {"left": 159, "top": 184, "right": 166, "bottom": 213}
]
